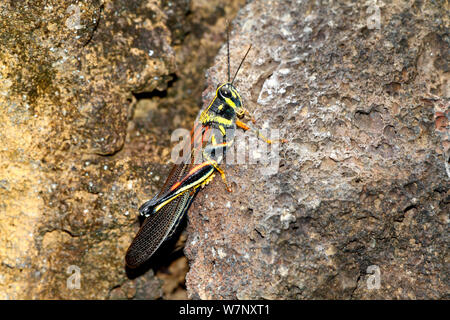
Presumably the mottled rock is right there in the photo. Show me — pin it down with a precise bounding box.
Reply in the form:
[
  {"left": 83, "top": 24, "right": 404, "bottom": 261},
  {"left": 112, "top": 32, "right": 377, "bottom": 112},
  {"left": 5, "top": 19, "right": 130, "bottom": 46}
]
[
  {"left": 185, "top": 0, "right": 449, "bottom": 299},
  {"left": 0, "top": 0, "right": 176, "bottom": 299},
  {"left": 0, "top": 0, "right": 244, "bottom": 299}
]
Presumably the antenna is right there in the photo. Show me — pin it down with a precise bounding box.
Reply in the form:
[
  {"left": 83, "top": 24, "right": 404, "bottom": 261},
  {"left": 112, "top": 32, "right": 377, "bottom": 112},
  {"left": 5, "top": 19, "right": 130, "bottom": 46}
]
[
  {"left": 226, "top": 20, "right": 231, "bottom": 83},
  {"left": 231, "top": 44, "right": 252, "bottom": 85}
]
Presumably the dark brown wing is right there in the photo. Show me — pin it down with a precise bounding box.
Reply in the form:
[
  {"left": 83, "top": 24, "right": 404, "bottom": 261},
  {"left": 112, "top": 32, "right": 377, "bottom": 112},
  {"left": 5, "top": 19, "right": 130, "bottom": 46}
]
[
  {"left": 125, "top": 163, "right": 192, "bottom": 268},
  {"left": 125, "top": 123, "right": 206, "bottom": 269}
]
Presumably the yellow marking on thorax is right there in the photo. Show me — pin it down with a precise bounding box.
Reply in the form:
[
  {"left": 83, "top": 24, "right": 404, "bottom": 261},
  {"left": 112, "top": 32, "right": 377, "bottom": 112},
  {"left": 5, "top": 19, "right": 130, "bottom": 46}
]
[
  {"left": 213, "top": 116, "right": 232, "bottom": 126},
  {"left": 199, "top": 110, "right": 210, "bottom": 124},
  {"left": 199, "top": 112, "right": 232, "bottom": 126},
  {"left": 203, "top": 84, "right": 227, "bottom": 114}
]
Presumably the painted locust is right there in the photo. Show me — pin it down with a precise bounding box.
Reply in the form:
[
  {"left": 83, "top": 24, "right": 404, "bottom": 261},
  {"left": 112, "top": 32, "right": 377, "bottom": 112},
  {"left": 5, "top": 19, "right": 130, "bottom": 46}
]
[{"left": 125, "top": 41, "right": 281, "bottom": 269}]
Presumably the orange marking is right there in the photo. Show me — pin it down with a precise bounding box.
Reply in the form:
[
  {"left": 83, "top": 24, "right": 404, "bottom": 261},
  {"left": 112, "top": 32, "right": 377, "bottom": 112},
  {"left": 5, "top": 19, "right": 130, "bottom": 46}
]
[
  {"left": 170, "top": 181, "right": 182, "bottom": 191},
  {"left": 202, "top": 127, "right": 211, "bottom": 144},
  {"left": 187, "top": 160, "right": 215, "bottom": 176},
  {"left": 215, "top": 142, "right": 228, "bottom": 147},
  {"left": 192, "top": 123, "right": 203, "bottom": 145},
  {"left": 236, "top": 120, "right": 250, "bottom": 131}
]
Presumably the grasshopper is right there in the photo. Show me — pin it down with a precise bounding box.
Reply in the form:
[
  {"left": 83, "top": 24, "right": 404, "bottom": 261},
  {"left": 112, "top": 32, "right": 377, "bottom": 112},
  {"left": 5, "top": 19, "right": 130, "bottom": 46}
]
[{"left": 125, "top": 32, "right": 283, "bottom": 269}]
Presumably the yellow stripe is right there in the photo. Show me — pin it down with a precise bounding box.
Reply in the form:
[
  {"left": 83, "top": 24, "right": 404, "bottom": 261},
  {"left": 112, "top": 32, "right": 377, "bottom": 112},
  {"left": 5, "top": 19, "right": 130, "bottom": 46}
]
[
  {"left": 155, "top": 193, "right": 183, "bottom": 212},
  {"left": 225, "top": 98, "right": 236, "bottom": 109},
  {"left": 154, "top": 167, "right": 215, "bottom": 212},
  {"left": 233, "top": 89, "right": 242, "bottom": 105},
  {"left": 213, "top": 116, "right": 232, "bottom": 126},
  {"left": 202, "top": 84, "right": 226, "bottom": 114}
]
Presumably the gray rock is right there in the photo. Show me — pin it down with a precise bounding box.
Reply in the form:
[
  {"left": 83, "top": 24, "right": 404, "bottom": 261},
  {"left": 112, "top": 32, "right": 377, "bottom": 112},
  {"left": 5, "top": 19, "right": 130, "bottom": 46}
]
[{"left": 185, "top": 0, "right": 449, "bottom": 299}]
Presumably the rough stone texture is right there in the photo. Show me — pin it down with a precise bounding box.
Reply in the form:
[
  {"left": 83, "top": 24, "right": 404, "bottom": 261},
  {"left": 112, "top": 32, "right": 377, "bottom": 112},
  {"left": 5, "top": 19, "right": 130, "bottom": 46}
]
[
  {"left": 0, "top": 0, "right": 244, "bottom": 299},
  {"left": 0, "top": 0, "right": 175, "bottom": 300},
  {"left": 185, "top": 0, "right": 449, "bottom": 299}
]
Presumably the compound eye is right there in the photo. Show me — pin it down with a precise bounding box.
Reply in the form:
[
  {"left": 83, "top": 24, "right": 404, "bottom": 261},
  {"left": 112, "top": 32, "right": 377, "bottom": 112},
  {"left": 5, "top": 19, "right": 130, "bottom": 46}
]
[{"left": 219, "top": 86, "right": 232, "bottom": 98}]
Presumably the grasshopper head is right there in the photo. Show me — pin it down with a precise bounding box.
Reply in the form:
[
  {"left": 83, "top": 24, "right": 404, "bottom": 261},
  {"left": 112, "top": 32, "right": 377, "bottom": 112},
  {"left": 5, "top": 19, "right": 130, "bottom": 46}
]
[{"left": 217, "top": 83, "right": 244, "bottom": 118}]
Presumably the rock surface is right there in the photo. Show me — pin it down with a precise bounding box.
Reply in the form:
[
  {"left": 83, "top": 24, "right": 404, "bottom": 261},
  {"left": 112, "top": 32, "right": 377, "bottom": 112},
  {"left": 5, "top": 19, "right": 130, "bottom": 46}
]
[
  {"left": 185, "top": 0, "right": 449, "bottom": 299},
  {"left": 0, "top": 0, "right": 244, "bottom": 299},
  {"left": 0, "top": 0, "right": 448, "bottom": 300}
]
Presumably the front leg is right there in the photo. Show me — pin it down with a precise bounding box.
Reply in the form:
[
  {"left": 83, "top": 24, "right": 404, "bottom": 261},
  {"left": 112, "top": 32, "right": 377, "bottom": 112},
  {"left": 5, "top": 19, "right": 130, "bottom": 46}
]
[{"left": 236, "top": 119, "right": 288, "bottom": 144}]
